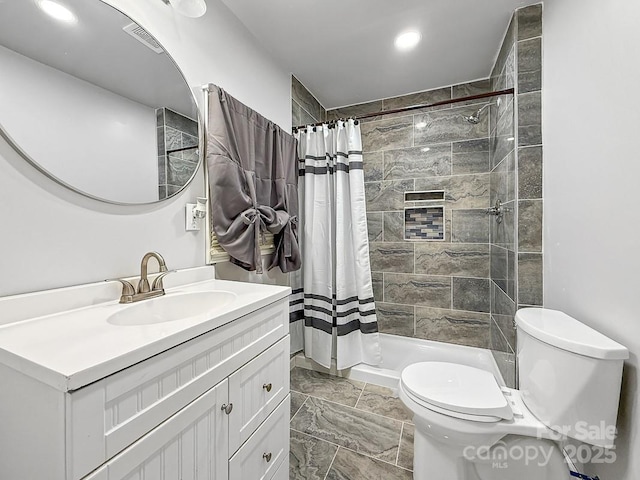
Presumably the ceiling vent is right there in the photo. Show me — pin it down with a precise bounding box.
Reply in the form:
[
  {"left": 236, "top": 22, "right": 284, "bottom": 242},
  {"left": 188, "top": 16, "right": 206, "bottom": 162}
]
[{"left": 122, "top": 23, "right": 164, "bottom": 54}]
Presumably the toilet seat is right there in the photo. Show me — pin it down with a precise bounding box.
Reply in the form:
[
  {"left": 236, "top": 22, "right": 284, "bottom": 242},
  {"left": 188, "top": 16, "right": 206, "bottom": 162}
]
[{"left": 400, "top": 362, "right": 513, "bottom": 422}]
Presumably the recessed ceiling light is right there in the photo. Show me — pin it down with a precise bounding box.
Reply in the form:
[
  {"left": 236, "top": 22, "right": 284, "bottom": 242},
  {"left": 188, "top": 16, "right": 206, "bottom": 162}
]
[
  {"left": 507, "top": 137, "right": 515, "bottom": 142},
  {"left": 415, "top": 121, "right": 427, "bottom": 129},
  {"left": 38, "top": 0, "right": 77, "bottom": 24},
  {"left": 395, "top": 30, "right": 421, "bottom": 51},
  {"left": 421, "top": 147, "right": 431, "bottom": 152}
]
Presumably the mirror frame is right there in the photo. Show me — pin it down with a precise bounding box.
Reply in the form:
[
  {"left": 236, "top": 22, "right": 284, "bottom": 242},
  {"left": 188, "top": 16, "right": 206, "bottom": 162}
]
[{"left": 0, "top": 1, "right": 205, "bottom": 205}]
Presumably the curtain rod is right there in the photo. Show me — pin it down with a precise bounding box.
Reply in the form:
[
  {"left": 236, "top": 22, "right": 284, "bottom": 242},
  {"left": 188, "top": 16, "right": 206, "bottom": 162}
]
[{"left": 293, "top": 88, "right": 515, "bottom": 130}]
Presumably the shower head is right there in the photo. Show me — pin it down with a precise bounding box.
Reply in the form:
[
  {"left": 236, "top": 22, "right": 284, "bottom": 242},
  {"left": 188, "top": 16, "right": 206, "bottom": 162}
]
[{"left": 464, "top": 104, "right": 490, "bottom": 124}]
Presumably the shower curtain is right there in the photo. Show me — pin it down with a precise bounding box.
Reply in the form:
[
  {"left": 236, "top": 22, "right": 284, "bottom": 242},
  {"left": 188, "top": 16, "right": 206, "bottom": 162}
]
[{"left": 290, "top": 120, "right": 382, "bottom": 370}]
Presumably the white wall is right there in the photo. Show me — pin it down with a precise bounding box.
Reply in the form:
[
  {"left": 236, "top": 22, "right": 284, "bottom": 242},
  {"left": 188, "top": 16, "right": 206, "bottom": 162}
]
[
  {"left": 0, "top": 0, "right": 291, "bottom": 296},
  {"left": 544, "top": 1, "right": 640, "bottom": 478},
  {"left": 0, "top": 45, "right": 157, "bottom": 204}
]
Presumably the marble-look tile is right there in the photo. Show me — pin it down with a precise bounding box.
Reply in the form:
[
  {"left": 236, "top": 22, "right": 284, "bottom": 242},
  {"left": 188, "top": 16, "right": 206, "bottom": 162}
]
[
  {"left": 491, "top": 98, "right": 515, "bottom": 169},
  {"left": 491, "top": 150, "right": 516, "bottom": 208},
  {"left": 452, "top": 139, "right": 491, "bottom": 174},
  {"left": 355, "top": 384, "right": 413, "bottom": 423},
  {"left": 165, "top": 108, "right": 198, "bottom": 136},
  {"left": 452, "top": 79, "right": 492, "bottom": 106},
  {"left": 517, "top": 3, "right": 543, "bottom": 41},
  {"left": 167, "top": 155, "right": 197, "bottom": 186},
  {"left": 376, "top": 303, "right": 414, "bottom": 337},
  {"left": 292, "top": 75, "right": 324, "bottom": 122},
  {"left": 383, "top": 87, "right": 451, "bottom": 111},
  {"left": 491, "top": 245, "right": 508, "bottom": 294},
  {"left": 158, "top": 185, "right": 167, "bottom": 200},
  {"left": 518, "top": 92, "right": 542, "bottom": 147},
  {"left": 363, "top": 152, "right": 384, "bottom": 182},
  {"left": 291, "top": 396, "right": 402, "bottom": 463},
  {"left": 492, "top": 282, "right": 516, "bottom": 348},
  {"left": 361, "top": 116, "right": 414, "bottom": 152},
  {"left": 490, "top": 201, "right": 515, "bottom": 250},
  {"left": 490, "top": 318, "right": 513, "bottom": 354},
  {"left": 383, "top": 211, "right": 404, "bottom": 242},
  {"left": 414, "top": 104, "right": 489, "bottom": 145},
  {"left": 291, "top": 391, "right": 309, "bottom": 420},
  {"left": 292, "top": 100, "right": 302, "bottom": 128},
  {"left": 397, "top": 423, "right": 415, "bottom": 471},
  {"left": 300, "top": 108, "right": 317, "bottom": 128},
  {"left": 415, "top": 174, "right": 490, "bottom": 210},
  {"left": 415, "top": 243, "right": 490, "bottom": 278},
  {"left": 451, "top": 209, "right": 490, "bottom": 243},
  {"left": 166, "top": 185, "right": 182, "bottom": 196},
  {"left": 367, "top": 213, "right": 383, "bottom": 243},
  {"left": 156, "top": 126, "right": 165, "bottom": 154},
  {"left": 491, "top": 15, "right": 516, "bottom": 81},
  {"left": 369, "top": 243, "right": 414, "bottom": 273},
  {"left": 492, "top": 350, "right": 516, "bottom": 388},
  {"left": 165, "top": 126, "right": 182, "bottom": 150},
  {"left": 518, "top": 253, "right": 543, "bottom": 306},
  {"left": 507, "top": 248, "right": 516, "bottom": 300},
  {"left": 181, "top": 133, "right": 198, "bottom": 150},
  {"left": 518, "top": 146, "right": 543, "bottom": 199},
  {"left": 518, "top": 200, "right": 543, "bottom": 252},
  {"left": 372, "top": 272, "right": 383, "bottom": 302},
  {"left": 452, "top": 277, "right": 490, "bottom": 313},
  {"left": 325, "top": 447, "right": 413, "bottom": 480},
  {"left": 384, "top": 274, "right": 451, "bottom": 308},
  {"left": 383, "top": 144, "right": 451, "bottom": 180},
  {"left": 415, "top": 307, "right": 490, "bottom": 348},
  {"left": 518, "top": 37, "right": 542, "bottom": 94},
  {"left": 290, "top": 430, "right": 338, "bottom": 480},
  {"left": 157, "top": 156, "right": 166, "bottom": 185},
  {"left": 290, "top": 367, "right": 364, "bottom": 407},
  {"left": 365, "top": 179, "right": 414, "bottom": 212},
  {"left": 155, "top": 107, "right": 164, "bottom": 125},
  {"left": 327, "top": 100, "right": 383, "bottom": 121}
]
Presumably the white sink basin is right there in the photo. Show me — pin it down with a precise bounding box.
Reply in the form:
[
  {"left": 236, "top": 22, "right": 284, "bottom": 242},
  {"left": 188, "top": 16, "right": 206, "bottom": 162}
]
[{"left": 107, "top": 291, "right": 237, "bottom": 326}]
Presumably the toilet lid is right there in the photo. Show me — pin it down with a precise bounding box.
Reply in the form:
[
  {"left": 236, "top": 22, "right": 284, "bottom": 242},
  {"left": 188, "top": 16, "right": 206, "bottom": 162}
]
[{"left": 401, "top": 362, "right": 513, "bottom": 421}]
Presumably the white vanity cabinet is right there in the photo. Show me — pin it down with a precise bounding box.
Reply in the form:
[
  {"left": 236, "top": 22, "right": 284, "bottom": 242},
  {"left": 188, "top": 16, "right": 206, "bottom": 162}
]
[{"left": 0, "top": 291, "right": 291, "bottom": 480}]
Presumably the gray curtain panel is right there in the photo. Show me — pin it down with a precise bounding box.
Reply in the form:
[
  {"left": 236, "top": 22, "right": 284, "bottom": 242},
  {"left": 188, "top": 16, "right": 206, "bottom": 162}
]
[{"left": 207, "top": 85, "right": 301, "bottom": 273}]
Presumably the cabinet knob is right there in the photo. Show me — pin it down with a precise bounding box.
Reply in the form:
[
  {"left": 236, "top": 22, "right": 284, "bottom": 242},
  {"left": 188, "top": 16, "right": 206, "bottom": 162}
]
[
  {"left": 263, "top": 452, "right": 272, "bottom": 463},
  {"left": 221, "top": 403, "right": 233, "bottom": 415},
  {"left": 262, "top": 383, "right": 272, "bottom": 392}
]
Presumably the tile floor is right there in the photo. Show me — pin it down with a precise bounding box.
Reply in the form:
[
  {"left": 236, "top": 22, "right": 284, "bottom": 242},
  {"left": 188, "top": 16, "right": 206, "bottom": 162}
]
[{"left": 289, "top": 367, "right": 414, "bottom": 479}]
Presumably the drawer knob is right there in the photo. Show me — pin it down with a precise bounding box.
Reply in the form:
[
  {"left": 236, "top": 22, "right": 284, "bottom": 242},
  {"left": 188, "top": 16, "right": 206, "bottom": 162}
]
[
  {"left": 263, "top": 383, "right": 273, "bottom": 393},
  {"left": 263, "top": 452, "right": 272, "bottom": 463},
  {"left": 221, "top": 403, "right": 233, "bottom": 415}
]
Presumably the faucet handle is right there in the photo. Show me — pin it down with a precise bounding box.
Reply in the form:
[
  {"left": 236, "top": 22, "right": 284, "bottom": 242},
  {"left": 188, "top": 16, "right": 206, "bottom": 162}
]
[
  {"left": 151, "top": 270, "right": 176, "bottom": 292},
  {"left": 105, "top": 279, "right": 136, "bottom": 303}
]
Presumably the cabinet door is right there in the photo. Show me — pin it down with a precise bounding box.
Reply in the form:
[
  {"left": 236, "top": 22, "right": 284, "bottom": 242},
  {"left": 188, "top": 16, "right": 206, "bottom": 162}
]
[
  {"left": 96, "top": 380, "right": 229, "bottom": 480},
  {"left": 229, "top": 336, "right": 290, "bottom": 453}
]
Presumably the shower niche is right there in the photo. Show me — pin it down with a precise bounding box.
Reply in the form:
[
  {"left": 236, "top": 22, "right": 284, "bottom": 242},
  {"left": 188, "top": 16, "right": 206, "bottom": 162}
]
[{"left": 404, "top": 190, "right": 445, "bottom": 241}]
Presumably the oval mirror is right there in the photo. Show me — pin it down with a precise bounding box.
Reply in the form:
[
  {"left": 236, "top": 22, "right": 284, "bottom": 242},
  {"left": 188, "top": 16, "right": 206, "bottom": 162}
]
[{"left": 0, "top": 0, "right": 201, "bottom": 204}]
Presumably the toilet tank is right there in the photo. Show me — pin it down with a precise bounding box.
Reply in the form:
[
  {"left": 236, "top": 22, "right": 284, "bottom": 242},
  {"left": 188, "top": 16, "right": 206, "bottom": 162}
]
[{"left": 515, "top": 308, "right": 628, "bottom": 448}]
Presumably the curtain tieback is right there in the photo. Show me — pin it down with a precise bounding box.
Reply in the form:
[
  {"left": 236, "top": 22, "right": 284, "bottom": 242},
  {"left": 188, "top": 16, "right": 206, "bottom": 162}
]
[
  {"left": 240, "top": 206, "right": 267, "bottom": 274},
  {"left": 283, "top": 215, "right": 298, "bottom": 257}
]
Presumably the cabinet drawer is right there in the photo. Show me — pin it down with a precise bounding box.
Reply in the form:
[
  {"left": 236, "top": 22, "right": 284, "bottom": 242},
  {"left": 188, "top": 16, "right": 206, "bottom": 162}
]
[
  {"left": 84, "top": 380, "right": 228, "bottom": 480},
  {"left": 229, "top": 336, "right": 290, "bottom": 453},
  {"left": 270, "top": 455, "right": 289, "bottom": 480},
  {"left": 229, "top": 396, "right": 290, "bottom": 480},
  {"left": 68, "top": 299, "right": 288, "bottom": 480}
]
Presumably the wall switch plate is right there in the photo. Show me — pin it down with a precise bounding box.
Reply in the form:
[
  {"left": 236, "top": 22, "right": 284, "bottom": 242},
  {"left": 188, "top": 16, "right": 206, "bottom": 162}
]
[{"left": 185, "top": 203, "right": 200, "bottom": 231}]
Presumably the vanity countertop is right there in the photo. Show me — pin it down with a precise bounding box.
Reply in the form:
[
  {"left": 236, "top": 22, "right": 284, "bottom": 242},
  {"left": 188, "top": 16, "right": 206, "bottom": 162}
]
[{"left": 0, "top": 272, "right": 290, "bottom": 392}]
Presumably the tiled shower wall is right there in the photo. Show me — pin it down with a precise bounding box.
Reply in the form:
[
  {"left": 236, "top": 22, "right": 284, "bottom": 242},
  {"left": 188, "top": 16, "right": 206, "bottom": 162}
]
[
  {"left": 325, "top": 81, "right": 503, "bottom": 350},
  {"left": 292, "top": 75, "right": 326, "bottom": 127},
  {"left": 488, "top": 4, "right": 543, "bottom": 386},
  {"left": 156, "top": 108, "right": 198, "bottom": 200}
]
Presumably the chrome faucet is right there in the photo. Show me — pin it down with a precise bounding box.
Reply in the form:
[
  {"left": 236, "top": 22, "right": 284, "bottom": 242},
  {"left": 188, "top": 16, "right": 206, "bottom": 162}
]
[{"left": 107, "top": 252, "right": 174, "bottom": 303}]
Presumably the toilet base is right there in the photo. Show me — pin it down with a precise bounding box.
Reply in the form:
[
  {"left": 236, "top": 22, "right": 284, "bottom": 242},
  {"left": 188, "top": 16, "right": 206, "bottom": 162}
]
[{"left": 412, "top": 429, "right": 569, "bottom": 480}]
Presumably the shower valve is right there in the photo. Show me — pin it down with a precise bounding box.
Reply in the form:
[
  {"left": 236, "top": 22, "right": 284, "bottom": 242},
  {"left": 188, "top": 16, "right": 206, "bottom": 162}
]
[{"left": 486, "top": 199, "right": 504, "bottom": 224}]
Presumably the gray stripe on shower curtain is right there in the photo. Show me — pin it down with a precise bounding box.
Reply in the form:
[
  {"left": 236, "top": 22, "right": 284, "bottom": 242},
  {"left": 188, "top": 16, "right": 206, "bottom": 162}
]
[{"left": 290, "top": 121, "right": 382, "bottom": 370}]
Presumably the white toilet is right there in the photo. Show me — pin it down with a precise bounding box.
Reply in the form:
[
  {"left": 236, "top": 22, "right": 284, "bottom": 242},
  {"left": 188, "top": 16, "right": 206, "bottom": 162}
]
[{"left": 399, "top": 308, "right": 629, "bottom": 480}]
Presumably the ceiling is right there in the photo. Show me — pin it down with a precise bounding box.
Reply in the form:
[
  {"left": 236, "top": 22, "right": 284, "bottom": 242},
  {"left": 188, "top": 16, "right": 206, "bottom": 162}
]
[{"left": 220, "top": 0, "right": 533, "bottom": 109}]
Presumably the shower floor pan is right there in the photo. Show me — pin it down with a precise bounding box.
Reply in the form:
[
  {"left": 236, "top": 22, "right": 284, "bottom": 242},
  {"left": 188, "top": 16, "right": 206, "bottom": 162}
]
[{"left": 292, "top": 333, "right": 505, "bottom": 390}]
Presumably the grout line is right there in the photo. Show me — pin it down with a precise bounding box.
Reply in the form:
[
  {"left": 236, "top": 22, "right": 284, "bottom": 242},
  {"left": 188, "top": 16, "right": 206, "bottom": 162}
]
[
  {"left": 323, "top": 447, "right": 340, "bottom": 480},
  {"left": 354, "top": 382, "right": 367, "bottom": 410},
  {"left": 395, "top": 422, "right": 405, "bottom": 466},
  {"left": 289, "top": 394, "right": 309, "bottom": 424}
]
